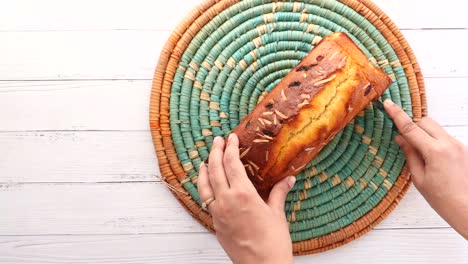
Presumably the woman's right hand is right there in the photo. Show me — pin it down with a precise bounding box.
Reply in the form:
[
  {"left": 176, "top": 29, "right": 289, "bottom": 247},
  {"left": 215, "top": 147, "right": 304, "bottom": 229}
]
[{"left": 384, "top": 99, "right": 468, "bottom": 239}]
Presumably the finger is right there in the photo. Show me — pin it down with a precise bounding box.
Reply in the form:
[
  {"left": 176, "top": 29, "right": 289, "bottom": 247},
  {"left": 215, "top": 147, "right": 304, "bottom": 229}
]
[
  {"left": 197, "top": 163, "right": 215, "bottom": 203},
  {"left": 268, "top": 176, "right": 296, "bottom": 214},
  {"left": 417, "top": 117, "right": 450, "bottom": 139},
  {"left": 395, "top": 135, "right": 425, "bottom": 186},
  {"left": 223, "top": 133, "right": 254, "bottom": 187},
  {"left": 208, "top": 136, "right": 229, "bottom": 195},
  {"left": 384, "top": 99, "right": 435, "bottom": 151}
]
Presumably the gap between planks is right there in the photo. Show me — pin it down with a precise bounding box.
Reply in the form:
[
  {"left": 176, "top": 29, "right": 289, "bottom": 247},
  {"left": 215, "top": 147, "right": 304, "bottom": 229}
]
[
  {"left": 0, "top": 226, "right": 455, "bottom": 237},
  {"left": 0, "top": 182, "right": 451, "bottom": 234},
  {"left": 0, "top": 78, "right": 467, "bottom": 131},
  {"left": 0, "top": 127, "right": 466, "bottom": 183},
  {"left": 0, "top": 30, "right": 467, "bottom": 81},
  {"left": 0, "top": 229, "right": 466, "bottom": 264},
  {"left": 1, "top": 0, "right": 467, "bottom": 31}
]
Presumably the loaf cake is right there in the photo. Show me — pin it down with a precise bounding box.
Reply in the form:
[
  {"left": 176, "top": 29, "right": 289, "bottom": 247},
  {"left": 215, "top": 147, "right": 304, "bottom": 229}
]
[{"left": 231, "top": 32, "right": 392, "bottom": 199}]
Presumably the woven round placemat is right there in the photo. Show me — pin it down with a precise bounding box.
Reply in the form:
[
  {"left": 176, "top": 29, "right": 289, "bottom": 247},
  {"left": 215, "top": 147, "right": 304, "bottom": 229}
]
[{"left": 150, "top": 0, "right": 426, "bottom": 255}]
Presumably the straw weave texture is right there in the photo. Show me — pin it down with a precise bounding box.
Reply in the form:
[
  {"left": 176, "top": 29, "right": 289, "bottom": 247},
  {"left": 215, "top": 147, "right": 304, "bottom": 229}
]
[{"left": 150, "top": 0, "right": 426, "bottom": 254}]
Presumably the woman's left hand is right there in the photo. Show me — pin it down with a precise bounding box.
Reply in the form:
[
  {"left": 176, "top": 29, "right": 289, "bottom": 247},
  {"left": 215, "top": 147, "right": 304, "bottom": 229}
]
[{"left": 198, "top": 134, "right": 296, "bottom": 264}]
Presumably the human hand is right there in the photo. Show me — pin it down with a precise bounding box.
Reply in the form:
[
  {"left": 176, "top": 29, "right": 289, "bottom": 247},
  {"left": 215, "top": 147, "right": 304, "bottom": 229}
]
[
  {"left": 384, "top": 99, "right": 468, "bottom": 239},
  {"left": 197, "top": 134, "right": 296, "bottom": 264}
]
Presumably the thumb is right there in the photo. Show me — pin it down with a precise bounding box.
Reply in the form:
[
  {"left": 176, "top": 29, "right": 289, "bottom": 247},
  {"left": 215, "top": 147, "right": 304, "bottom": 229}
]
[{"left": 268, "top": 176, "right": 296, "bottom": 213}]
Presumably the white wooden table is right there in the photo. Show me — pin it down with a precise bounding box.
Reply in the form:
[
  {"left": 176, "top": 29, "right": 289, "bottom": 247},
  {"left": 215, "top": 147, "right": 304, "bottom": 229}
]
[{"left": 0, "top": 0, "right": 467, "bottom": 263}]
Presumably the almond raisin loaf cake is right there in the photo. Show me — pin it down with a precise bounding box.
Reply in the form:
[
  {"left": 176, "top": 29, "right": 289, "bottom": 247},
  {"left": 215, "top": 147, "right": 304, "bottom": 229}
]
[{"left": 231, "top": 32, "right": 392, "bottom": 199}]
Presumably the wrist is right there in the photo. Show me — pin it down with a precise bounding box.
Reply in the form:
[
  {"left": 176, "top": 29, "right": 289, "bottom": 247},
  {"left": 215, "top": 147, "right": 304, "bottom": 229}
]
[
  {"left": 444, "top": 195, "right": 468, "bottom": 240},
  {"left": 236, "top": 251, "right": 293, "bottom": 264},
  {"left": 256, "top": 256, "right": 293, "bottom": 264}
]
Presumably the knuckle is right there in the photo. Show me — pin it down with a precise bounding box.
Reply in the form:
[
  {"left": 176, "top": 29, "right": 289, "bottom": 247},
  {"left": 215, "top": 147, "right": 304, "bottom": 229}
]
[
  {"left": 393, "top": 105, "right": 405, "bottom": 116},
  {"left": 224, "top": 154, "right": 243, "bottom": 172},
  {"left": 213, "top": 213, "right": 228, "bottom": 227},
  {"left": 209, "top": 159, "right": 224, "bottom": 171},
  {"left": 234, "top": 189, "right": 250, "bottom": 199},
  {"left": 441, "top": 143, "right": 452, "bottom": 153},
  {"left": 418, "top": 117, "right": 440, "bottom": 130},
  {"left": 208, "top": 163, "right": 219, "bottom": 173},
  {"left": 233, "top": 189, "right": 252, "bottom": 204},
  {"left": 452, "top": 140, "right": 465, "bottom": 154},
  {"left": 214, "top": 198, "right": 225, "bottom": 211},
  {"left": 400, "top": 120, "right": 418, "bottom": 135},
  {"left": 432, "top": 142, "right": 451, "bottom": 155},
  {"left": 223, "top": 152, "right": 234, "bottom": 164},
  {"left": 210, "top": 148, "right": 222, "bottom": 158},
  {"left": 457, "top": 144, "right": 467, "bottom": 156},
  {"left": 417, "top": 117, "right": 430, "bottom": 126},
  {"left": 217, "top": 201, "right": 232, "bottom": 216},
  {"left": 440, "top": 140, "right": 464, "bottom": 158}
]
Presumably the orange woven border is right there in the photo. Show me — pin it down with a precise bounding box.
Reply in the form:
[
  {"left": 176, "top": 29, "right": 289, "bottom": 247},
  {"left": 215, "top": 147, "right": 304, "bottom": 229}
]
[{"left": 149, "top": 0, "right": 426, "bottom": 255}]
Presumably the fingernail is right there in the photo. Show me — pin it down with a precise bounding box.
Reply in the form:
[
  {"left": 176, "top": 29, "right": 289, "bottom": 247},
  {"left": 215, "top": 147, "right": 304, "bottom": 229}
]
[
  {"left": 214, "top": 136, "right": 221, "bottom": 144},
  {"left": 287, "top": 176, "right": 296, "bottom": 189},
  {"left": 199, "top": 162, "right": 205, "bottom": 169},
  {"left": 383, "top": 99, "right": 394, "bottom": 107},
  {"left": 228, "top": 133, "right": 237, "bottom": 143}
]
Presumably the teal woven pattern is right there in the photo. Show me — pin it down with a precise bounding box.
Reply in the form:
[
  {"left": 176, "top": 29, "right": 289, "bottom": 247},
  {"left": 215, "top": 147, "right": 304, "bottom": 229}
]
[{"left": 151, "top": 0, "right": 426, "bottom": 254}]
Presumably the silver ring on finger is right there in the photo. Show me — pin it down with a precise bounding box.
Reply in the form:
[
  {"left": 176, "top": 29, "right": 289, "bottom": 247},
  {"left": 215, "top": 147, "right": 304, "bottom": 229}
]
[{"left": 202, "top": 197, "right": 215, "bottom": 211}]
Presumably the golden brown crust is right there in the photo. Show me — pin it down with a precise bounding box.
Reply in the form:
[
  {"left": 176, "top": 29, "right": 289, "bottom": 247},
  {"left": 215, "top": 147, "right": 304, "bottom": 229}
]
[{"left": 232, "top": 32, "right": 392, "bottom": 199}]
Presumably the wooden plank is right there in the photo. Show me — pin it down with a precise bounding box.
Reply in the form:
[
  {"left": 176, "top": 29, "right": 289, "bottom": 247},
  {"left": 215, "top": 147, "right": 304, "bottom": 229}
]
[
  {"left": 0, "top": 0, "right": 466, "bottom": 32},
  {"left": 0, "top": 30, "right": 467, "bottom": 81},
  {"left": 0, "top": 78, "right": 467, "bottom": 131},
  {"left": 373, "top": 0, "right": 468, "bottom": 29},
  {"left": 402, "top": 30, "right": 468, "bottom": 78},
  {"left": 0, "top": 127, "right": 467, "bottom": 184},
  {"left": 0, "top": 182, "right": 451, "bottom": 235},
  {"left": 0, "top": 131, "right": 159, "bottom": 182},
  {"left": 0, "top": 0, "right": 200, "bottom": 32},
  {"left": 426, "top": 79, "right": 468, "bottom": 125},
  {"left": 0, "top": 31, "right": 168, "bottom": 81},
  {"left": 1, "top": 1, "right": 464, "bottom": 261},
  {"left": 0, "top": 182, "right": 204, "bottom": 235},
  {"left": 0, "top": 229, "right": 466, "bottom": 264},
  {"left": 0, "top": 80, "right": 152, "bottom": 131}
]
